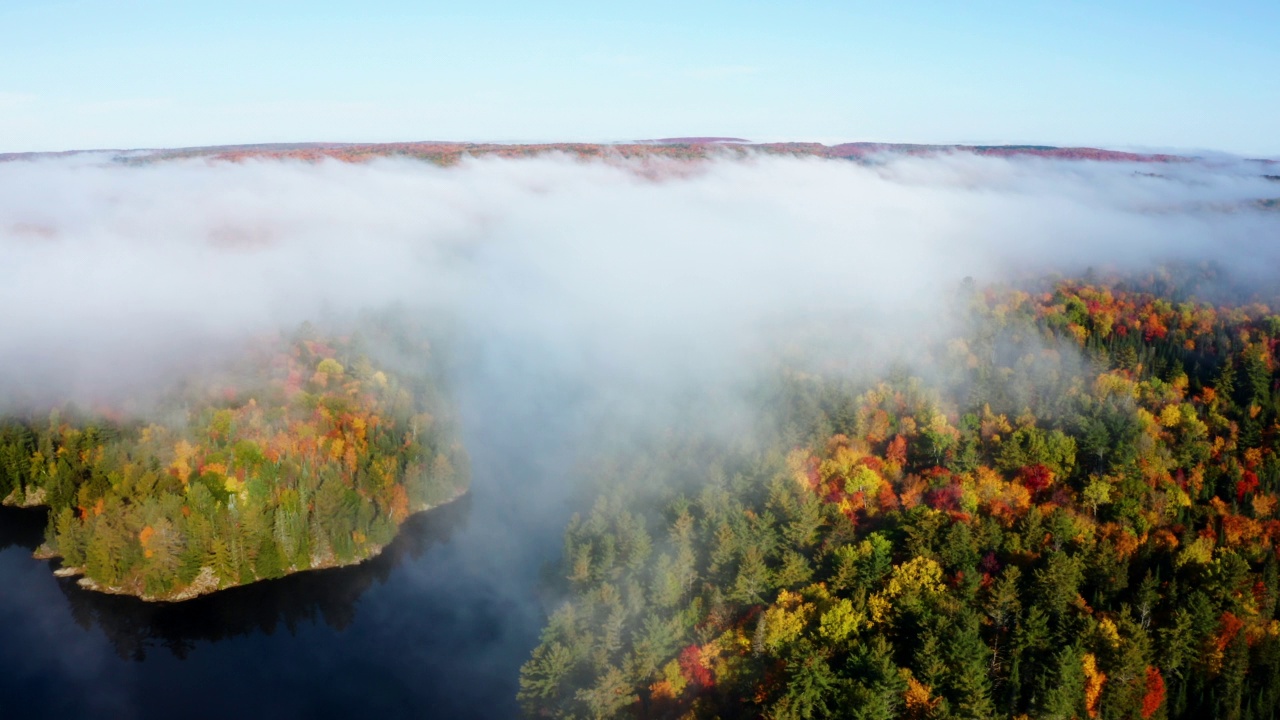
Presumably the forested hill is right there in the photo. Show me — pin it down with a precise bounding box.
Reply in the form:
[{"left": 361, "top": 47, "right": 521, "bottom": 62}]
[
  {"left": 0, "top": 327, "right": 469, "bottom": 601},
  {"left": 0, "top": 141, "right": 1196, "bottom": 166},
  {"left": 520, "top": 268, "right": 1280, "bottom": 720}
]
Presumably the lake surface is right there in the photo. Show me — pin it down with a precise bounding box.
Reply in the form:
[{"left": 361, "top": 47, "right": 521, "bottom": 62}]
[
  {"left": 0, "top": 366, "right": 584, "bottom": 720},
  {"left": 0, "top": 491, "right": 553, "bottom": 719}
]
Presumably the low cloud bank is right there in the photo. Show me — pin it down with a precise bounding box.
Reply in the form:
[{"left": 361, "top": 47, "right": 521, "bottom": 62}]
[
  {"left": 0, "top": 152, "right": 1275, "bottom": 413},
  {"left": 1, "top": 151, "right": 1277, "bottom": 699}
]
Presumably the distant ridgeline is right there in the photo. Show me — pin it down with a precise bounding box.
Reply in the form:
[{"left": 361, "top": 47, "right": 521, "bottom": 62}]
[
  {"left": 521, "top": 267, "right": 1280, "bottom": 720},
  {"left": 0, "top": 140, "right": 1196, "bottom": 167},
  {"left": 0, "top": 327, "right": 469, "bottom": 601}
]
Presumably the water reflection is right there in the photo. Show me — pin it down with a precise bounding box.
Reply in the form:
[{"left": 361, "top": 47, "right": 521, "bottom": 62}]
[
  {"left": 0, "top": 504, "right": 47, "bottom": 551},
  {"left": 0, "top": 496, "right": 471, "bottom": 662}
]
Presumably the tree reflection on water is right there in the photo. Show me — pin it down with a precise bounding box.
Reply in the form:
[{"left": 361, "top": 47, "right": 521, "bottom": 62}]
[
  {"left": 0, "top": 496, "right": 470, "bottom": 661},
  {"left": 0, "top": 504, "right": 47, "bottom": 552}
]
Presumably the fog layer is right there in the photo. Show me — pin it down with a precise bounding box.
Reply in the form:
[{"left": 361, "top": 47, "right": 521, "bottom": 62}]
[
  {"left": 0, "top": 152, "right": 1275, "bottom": 412},
  {"left": 1, "top": 151, "right": 1277, "bottom": 717}
]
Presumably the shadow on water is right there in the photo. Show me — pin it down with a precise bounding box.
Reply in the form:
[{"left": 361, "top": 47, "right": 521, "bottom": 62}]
[
  {"left": 0, "top": 495, "right": 472, "bottom": 662},
  {"left": 0, "top": 504, "right": 48, "bottom": 552}
]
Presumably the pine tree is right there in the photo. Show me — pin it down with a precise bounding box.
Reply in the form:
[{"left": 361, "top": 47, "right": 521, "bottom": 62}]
[
  {"left": 847, "top": 636, "right": 908, "bottom": 720},
  {"left": 1038, "top": 645, "right": 1085, "bottom": 720},
  {"left": 945, "top": 610, "right": 995, "bottom": 720}
]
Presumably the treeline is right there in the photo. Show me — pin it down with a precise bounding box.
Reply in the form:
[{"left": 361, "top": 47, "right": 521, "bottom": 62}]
[
  {"left": 520, "top": 268, "right": 1280, "bottom": 719},
  {"left": 0, "top": 326, "right": 469, "bottom": 600}
]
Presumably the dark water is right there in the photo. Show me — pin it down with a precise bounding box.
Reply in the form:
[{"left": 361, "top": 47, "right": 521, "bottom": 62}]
[{"left": 0, "top": 387, "right": 579, "bottom": 720}]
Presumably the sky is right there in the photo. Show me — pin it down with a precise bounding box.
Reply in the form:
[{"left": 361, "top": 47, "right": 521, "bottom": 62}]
[{"left": 1, "top": 0, "right": 1278, "bottom": 155}]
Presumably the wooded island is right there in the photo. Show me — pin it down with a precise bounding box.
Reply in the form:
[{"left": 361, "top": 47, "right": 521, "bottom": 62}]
[{"left": 0, "top": 327, "right": 468, "bottom": 601}]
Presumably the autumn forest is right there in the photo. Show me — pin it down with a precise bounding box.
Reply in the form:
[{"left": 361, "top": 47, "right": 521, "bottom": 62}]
[
  {"left": 519, "top": 266, "right": 1280, "bottom": 720},
  {"left": 2, "top": 146, "right": 1278, "bottom": 719},
  {"left": 0, "top": 324, "right": 469, "bottom": 601}
]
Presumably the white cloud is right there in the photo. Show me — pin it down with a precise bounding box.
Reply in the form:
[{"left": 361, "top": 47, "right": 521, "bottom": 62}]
[{"left": 0, "top": 152, "right": 1274, "bottom": 412}]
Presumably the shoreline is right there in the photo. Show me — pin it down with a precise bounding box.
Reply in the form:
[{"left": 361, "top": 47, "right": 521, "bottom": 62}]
[{"left": 4, "top": 485, "right": 469, "bottom": 603}]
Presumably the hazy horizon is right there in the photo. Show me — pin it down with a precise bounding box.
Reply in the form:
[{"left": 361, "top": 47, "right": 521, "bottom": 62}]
[{"left": 2, "top": 139, "right": 1275, "bottom": 163}]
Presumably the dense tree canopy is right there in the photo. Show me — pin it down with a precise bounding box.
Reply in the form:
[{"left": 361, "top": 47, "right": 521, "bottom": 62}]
[
  {"left": 0, "top": 326, "right": 468, "bottom": 600},
  {"left": 521, "top": 268, "right": 1280, "bottom": 720}
]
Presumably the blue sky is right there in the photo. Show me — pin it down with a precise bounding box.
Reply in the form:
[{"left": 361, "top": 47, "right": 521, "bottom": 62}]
[{"left": 2, "top": 0, "right": 1277, "bottom": 154}]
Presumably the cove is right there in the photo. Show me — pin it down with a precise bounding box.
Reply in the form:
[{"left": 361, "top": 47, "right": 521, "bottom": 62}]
[{"left": 0, "top": 468, "right": 558, "bottom": 719}]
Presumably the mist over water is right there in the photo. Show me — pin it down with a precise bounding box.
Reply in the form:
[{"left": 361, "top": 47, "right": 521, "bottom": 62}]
[
  {"left": 0, "top": 151, "right": 1277, "bottom": 718},
  {"left": 0, "top": 347, "right": 580, "bottom": 720}
]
